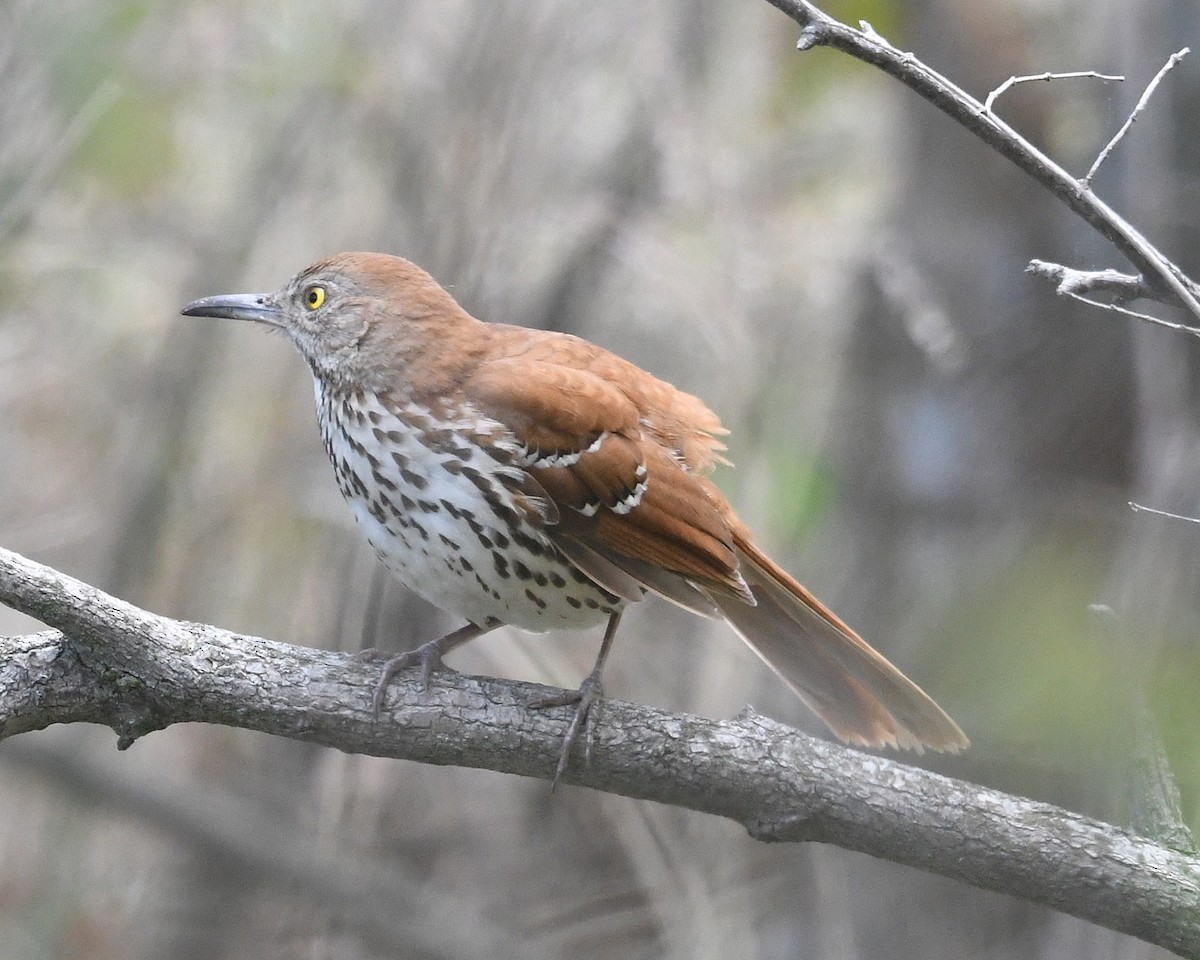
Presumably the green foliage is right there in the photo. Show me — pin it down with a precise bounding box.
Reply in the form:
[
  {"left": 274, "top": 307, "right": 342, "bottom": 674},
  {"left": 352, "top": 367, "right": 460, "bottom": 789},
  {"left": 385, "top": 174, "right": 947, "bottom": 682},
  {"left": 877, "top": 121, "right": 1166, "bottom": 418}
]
[
  {"left": 73, "top": 89, "right": 177, "bottom": 195},
  {"left": 33, "top": 0, "right": 177, "bottom": 195},
  {"left": 931, "top": 535, "right": 1197, "bottom": 828},
  {"left": 822, "top": 0, "right": 902, "bottom": 39},
  {"left": 936, "top": 539, "right": 1125, "bottom": 751},
  {"left": 42, "top": 0, "right": 150, "bottom": 109},
  {"left": 765, "top": 448, "right": 836, "bottom": 542},
  {"left": 1150, "top": 649, "right": 1200, "bottom": 830},
  {"left": 767, "top": 0, "right": 902, "bottom": 118}
]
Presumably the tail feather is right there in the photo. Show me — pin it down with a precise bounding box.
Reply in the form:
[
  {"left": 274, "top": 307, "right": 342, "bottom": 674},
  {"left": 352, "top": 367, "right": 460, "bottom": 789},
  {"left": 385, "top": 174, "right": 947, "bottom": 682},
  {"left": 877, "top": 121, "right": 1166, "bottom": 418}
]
[{"left": 717, "top": 536, "right": 968, "bottom": 753}]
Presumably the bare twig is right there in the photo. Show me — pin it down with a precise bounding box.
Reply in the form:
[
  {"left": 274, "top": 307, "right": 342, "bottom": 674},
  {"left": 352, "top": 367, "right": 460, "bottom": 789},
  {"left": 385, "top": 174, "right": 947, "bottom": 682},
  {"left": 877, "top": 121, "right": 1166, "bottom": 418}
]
[
  {"left": 1062, "top": 290, "right": 1200, "bottom": 338},
  {"left": 1, "top": 546, "right": 1199, "bottom": 957},
  {"left": 1084, "top": 48, "right": 1190, "bottom": 188},
  {"left": 1026, "top": 260, "right": 1156, "bottom": 304},
  {"left": 983, "top": 70, "right": 1123, "bottom": 115},
  {"left": 766, "top": 0, "right": 1200, "bottom": 321},
  {"left": 1129, "top": 501, "right": 1200, "bottom": 524},
  {"left": 856, "top": 19, "right": 898, "bottom": 52}
]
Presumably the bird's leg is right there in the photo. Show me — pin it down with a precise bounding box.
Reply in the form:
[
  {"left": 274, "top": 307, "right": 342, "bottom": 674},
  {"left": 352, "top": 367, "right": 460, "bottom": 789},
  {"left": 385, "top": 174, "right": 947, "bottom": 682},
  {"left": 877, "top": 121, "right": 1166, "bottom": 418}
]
[
  {"left": 531, "top": 609, "right": 623, "bottom": 788},
  {"left": 370, "top": 619, "right": 500, "bottom": 715}
]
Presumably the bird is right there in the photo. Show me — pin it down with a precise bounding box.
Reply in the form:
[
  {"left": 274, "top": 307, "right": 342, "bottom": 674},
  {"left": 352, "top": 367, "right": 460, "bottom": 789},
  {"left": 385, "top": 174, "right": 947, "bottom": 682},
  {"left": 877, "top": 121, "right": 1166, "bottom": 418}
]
[{"left": 182, "top": 252, "right": 967, "bottom": 779}]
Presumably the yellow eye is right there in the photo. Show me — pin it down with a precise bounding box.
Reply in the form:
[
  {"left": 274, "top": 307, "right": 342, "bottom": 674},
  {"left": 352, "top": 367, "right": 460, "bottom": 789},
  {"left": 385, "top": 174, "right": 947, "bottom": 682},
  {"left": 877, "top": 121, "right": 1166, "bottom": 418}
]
[{"left": 304, "top": 285, "right": 326, "bottom": 310}]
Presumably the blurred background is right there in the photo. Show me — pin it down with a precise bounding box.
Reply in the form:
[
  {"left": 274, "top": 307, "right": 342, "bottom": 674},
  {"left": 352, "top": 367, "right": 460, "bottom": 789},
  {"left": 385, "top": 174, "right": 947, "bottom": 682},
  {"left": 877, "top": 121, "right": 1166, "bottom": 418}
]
[{"left": 1, "top": 0, "right": 1196, "bottom": 957}]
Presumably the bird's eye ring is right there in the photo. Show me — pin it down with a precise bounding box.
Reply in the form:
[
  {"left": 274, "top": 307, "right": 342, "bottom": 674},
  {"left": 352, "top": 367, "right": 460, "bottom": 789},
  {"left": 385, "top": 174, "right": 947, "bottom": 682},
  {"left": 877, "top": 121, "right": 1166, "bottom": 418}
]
[{"left": 304, "top": 285, "right": 326, "bottom": 311}]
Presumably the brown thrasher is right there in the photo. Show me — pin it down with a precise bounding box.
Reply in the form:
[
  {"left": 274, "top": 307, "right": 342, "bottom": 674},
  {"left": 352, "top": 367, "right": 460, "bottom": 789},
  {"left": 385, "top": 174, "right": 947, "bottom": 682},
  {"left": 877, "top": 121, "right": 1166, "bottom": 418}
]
[{"left": 183, "top": 252, "right": 967, "bottom": 775}]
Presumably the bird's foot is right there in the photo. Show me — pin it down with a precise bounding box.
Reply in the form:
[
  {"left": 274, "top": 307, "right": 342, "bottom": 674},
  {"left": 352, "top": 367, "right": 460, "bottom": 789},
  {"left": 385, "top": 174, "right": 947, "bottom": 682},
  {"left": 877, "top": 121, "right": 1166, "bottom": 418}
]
[
  {"left": 529, "top": 669, "right": 605, "bottom": 790},
  {"left": 368, "top": 621, "right": 498, "bottom": 716},
  {"left": 370, "top": 639, "right": 451, "bottom": 715}
]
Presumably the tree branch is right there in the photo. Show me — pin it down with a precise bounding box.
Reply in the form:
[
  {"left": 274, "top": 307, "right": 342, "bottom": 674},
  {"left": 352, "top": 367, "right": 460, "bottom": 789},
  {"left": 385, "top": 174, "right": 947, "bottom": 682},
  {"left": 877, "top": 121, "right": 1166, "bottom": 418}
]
[
  {"left": 763, "top": 0, "right": 1200, "bottom": 320},
  {"left": 1027, "top": 260, "right": 1200, "bottom": 337},
  {"left": 1, "top": 546, "right": 1198, "bottom": 957}
]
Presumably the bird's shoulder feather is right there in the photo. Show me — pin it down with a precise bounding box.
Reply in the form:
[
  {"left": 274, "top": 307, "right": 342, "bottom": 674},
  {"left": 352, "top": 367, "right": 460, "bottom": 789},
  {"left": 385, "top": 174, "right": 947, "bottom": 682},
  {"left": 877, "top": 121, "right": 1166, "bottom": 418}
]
[{"left": 461, "top": 327, "right": 750, "bottom": 602}]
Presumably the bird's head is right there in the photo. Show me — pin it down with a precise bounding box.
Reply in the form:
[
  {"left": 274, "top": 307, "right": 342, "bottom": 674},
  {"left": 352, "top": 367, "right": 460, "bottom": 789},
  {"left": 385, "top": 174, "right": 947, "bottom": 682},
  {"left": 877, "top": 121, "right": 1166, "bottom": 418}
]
[{"left": 182, "top": 252, "right": 478, "bottom": 392}]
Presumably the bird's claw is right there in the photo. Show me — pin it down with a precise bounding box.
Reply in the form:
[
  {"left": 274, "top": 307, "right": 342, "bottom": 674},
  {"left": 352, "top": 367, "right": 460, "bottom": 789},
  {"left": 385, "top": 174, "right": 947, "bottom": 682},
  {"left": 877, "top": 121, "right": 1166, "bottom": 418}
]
[
  {"left": 370, "top": 640, "right": 449, "bottom": 715},
  {"left": 530, "top": 671, "right": 605, "bottom": 789},
  {"left": 368, "top": 622, "right": 494, "bottom": 716}
]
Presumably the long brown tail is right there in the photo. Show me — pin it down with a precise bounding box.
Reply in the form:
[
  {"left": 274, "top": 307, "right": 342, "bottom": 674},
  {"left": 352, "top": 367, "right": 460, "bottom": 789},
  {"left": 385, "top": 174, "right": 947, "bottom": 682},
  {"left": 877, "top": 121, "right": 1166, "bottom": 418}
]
[{"left": 716, "top": 535, "right": 968, "bottom": 752}]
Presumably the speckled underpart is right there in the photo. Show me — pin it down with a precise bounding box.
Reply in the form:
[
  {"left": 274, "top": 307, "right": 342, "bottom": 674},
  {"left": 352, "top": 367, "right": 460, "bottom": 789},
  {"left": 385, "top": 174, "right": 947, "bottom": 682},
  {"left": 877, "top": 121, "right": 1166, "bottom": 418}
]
[{"left": 315, "top": 380, "right": 620, "bottom": 631}]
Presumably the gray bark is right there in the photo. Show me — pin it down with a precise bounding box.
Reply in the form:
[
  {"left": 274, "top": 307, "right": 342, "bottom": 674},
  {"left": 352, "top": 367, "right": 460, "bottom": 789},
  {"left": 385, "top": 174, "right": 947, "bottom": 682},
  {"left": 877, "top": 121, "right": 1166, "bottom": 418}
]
[{"left": 1, "top": 546, "right": 1197, "bottom": 957}]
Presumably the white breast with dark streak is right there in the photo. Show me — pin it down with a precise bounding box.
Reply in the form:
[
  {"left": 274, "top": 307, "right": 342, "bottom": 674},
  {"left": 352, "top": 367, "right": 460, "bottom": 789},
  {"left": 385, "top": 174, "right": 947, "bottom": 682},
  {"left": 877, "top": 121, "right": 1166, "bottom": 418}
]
[{"left": 314, "top": 381, "right": 620, "bottom": 631}]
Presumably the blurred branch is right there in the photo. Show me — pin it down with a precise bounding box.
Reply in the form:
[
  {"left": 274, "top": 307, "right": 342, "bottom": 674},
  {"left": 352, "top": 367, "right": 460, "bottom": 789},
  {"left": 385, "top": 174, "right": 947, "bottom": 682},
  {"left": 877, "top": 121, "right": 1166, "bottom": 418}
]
[
  {"left": 1, "top": 547, "right": 1198, "bottom": 958},
  {"left": 1087, "top": 605, "right": 1195, "bottom": 858},
  {"left": 1128, "top": 706, "right": 1197, "bottom": 855},
  {"left": 0, "top": 737, "right": 510, "bottom": 960},
  {"left": 0, "top": 80, "right": 121, "bottom": 241},
  {"left": 763, "top": 0, "right": 1200, "bottom": 322}
]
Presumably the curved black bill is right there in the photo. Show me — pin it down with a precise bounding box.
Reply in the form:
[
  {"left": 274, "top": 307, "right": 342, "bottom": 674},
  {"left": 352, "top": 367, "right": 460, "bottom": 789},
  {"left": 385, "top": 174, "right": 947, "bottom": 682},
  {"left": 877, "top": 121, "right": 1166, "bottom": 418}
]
[{"left": 181, "top": 293, "right": 281, "bottom": 325}]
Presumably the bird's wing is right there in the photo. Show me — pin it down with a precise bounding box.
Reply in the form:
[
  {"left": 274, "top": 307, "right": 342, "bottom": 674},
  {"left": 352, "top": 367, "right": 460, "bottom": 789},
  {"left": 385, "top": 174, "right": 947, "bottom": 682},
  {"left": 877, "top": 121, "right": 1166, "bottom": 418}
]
[
  {"left": 463, "top": 355, "right": 752, "bottom": 607},
  {"left": 463, "top": 347, "right": 967, "bottom": 754}
]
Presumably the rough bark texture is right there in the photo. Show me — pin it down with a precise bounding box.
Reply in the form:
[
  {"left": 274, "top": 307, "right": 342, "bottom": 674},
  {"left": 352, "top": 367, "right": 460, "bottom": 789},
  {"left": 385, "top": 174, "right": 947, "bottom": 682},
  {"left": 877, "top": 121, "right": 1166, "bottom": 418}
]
[{"left": 1, "top": 546, "right": 1197, "bottom": 957}]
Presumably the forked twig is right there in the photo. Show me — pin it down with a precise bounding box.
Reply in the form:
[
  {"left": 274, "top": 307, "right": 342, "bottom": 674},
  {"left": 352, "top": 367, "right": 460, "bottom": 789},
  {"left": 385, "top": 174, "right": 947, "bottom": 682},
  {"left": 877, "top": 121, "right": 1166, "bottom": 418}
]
[
  {"left": 767, "top": 0, "right": 1200, "bottom": 320},
  {"left": 1083, "top": 48, "right": 1190, "bottom": 187}
]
